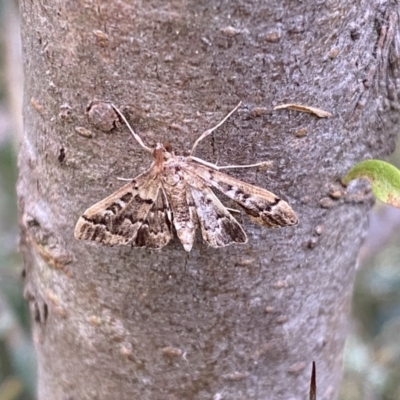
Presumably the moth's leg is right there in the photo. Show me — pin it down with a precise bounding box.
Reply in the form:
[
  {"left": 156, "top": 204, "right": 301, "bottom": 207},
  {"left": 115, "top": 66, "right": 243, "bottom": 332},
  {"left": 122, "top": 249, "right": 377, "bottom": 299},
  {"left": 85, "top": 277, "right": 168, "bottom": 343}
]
[
  {"left": 226, "top": 207, "right": 241, "bottom": 214},
  {"left": 116, "top": 177, "right": 135, "bottom": 181},
  {"left": 111, "top": 104, "right": 153, "bottom": 154},
  {"left": 217, "top": 161, "right": 272, "bottom": 170},
  {"left": 190, "top": 156, "right": 272, "bottom": 171},
  {"left": 189, "top": 102, "right": 242, "bottom": 156}
]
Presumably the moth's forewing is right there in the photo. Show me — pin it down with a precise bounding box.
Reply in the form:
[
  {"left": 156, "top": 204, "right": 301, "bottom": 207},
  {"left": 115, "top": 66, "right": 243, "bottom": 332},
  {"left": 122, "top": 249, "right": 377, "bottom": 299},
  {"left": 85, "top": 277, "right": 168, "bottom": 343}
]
[
  {"left": 74, "top": 168, "right": 168, "bottom": 247},
  {"left": 183, "top": 162, "right": 298, "bottom": 228}
]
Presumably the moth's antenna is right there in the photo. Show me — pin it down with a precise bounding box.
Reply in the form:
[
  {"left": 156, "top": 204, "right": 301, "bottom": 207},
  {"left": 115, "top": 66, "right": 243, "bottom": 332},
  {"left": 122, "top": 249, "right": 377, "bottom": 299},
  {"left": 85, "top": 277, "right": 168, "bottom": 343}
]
[
  {"left": 111, "top": 104, "right": 153, "bottom": 154},
  {"left": 189, "top": 101, "right": 242, "bottom": 157}
]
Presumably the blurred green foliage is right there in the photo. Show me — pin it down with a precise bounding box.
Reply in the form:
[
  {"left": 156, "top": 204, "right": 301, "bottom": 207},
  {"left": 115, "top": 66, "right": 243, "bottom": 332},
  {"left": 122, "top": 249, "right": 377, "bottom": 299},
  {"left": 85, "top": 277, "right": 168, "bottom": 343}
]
[
  {"left": 0, "top": 1, "right": 36, "bottom": 397},
  {"left": 0, "top": 139, "right": 36, "bottom": 399},
  {"left": 339, "top": 231, "right": 400, "bottom": 400}
]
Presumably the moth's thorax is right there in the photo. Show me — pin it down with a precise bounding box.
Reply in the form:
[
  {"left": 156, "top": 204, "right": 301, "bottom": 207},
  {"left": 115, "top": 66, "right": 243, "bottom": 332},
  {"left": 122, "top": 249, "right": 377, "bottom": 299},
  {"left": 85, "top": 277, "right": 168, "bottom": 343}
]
[
  {"left": 160, "top": 155, "right": 187, "bottom": 186},
  {"left": 153, "top": 142, "right": 175, "bottom": 171}
]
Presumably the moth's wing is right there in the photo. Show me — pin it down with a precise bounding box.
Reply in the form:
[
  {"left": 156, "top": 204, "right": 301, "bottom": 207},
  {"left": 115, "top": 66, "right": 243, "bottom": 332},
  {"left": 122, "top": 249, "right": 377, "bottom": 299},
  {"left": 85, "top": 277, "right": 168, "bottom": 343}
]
[
  {"left": 162, "top": 180, "right": 198, "bottom": 252},
  {"left": 74, "top": 169, "right": 163, "bottom": 246},
  {"left": 184, "top": 174, "right": 247, "bottom": 248},
  {"left": 184, "top": 163, "right": 298, "bottom": 228},
  {"left": 132, "top": 186, "right": 173, "bottom": 249}
]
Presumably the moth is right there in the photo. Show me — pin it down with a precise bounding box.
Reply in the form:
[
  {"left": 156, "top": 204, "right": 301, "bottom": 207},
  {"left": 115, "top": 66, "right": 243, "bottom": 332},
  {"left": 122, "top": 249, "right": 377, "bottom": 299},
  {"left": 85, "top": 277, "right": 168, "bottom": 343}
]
[{"left": 74, "top": 102, "right": 298, "bottom": 251}]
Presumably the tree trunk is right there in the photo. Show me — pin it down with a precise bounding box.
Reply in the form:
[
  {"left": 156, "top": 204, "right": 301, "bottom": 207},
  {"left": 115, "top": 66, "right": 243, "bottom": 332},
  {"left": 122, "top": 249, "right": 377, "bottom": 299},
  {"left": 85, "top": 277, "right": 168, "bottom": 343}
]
[{"left": 17, "top": 1, "right": 400, "bottom": 399}]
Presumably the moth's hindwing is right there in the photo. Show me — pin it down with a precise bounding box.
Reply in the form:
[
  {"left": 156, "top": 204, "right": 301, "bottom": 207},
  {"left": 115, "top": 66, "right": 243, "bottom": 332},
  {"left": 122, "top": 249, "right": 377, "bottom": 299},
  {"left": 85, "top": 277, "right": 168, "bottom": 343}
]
[{"left": 184, "top": 174, "right": 247, "bottom": 248}]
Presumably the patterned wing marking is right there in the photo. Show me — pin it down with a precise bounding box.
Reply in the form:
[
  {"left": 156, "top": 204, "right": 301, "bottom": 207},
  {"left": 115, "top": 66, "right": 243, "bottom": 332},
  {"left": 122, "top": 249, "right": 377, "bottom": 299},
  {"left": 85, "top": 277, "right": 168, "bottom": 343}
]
[
  {"left": 74, "top": 169, "right": 160, "bottom": 246},
  {"left": 189, "top": 184, "right": 247, "bottom": 248},
  {"left": 133, "top": 187, "right": 173, "bottom": 249},
  {"left": 184, "top": 162, "right": 298, "bottom": 228}
]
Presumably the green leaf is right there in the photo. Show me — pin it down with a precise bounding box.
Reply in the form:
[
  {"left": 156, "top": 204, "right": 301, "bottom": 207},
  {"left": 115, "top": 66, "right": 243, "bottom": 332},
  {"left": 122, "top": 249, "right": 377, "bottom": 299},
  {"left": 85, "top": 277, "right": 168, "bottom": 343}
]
[{"left": 343, "top": 160, "right": 400, "bottom": 208}]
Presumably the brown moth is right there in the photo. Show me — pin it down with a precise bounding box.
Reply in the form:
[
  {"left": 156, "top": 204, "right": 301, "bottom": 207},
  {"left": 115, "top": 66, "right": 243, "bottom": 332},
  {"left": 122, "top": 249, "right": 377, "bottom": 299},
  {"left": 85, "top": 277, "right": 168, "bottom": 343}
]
[{"left": 74, "top": 102, "right": 298, "bottom": 251}]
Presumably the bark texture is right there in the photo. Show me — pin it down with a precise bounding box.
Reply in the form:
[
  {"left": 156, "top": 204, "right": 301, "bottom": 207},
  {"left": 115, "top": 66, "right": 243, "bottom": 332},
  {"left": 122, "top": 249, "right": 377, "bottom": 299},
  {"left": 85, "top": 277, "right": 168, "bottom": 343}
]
[{"left": 18, "top": 1, "right": 400, "bottom": 399}]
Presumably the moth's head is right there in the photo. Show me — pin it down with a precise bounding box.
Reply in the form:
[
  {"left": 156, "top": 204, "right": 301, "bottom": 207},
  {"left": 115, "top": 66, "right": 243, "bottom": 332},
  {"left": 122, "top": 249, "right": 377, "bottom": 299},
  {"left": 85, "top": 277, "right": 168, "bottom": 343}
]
[
  {"left": 153, "top": 142, "right": 174, "bottom": 167},
  {"left": 153, "top": 142, "right": 173, "bottom": 156},
  {"left": 162, "top": 142, "right": 173, "bottom": 154}
]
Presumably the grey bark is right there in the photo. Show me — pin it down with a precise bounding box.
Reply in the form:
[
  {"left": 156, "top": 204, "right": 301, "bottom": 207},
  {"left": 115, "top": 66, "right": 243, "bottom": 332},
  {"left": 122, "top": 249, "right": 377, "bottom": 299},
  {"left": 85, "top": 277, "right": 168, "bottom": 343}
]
[{"left": 17, "top": 1, "right": 400, "bottom": 399}]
